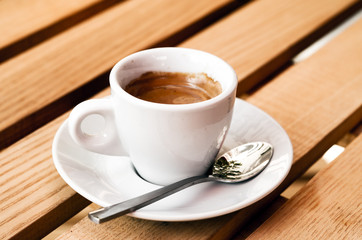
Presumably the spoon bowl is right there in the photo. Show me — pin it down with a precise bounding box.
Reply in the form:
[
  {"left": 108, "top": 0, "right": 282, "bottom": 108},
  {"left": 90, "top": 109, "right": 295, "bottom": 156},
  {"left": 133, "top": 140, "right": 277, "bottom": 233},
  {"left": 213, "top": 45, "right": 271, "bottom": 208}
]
[
  {"left": 89, "top": 141, "right": 273, "bottom": 223},
  {"left": 213, "top": 142, "right": 273, "bottom": 182}
]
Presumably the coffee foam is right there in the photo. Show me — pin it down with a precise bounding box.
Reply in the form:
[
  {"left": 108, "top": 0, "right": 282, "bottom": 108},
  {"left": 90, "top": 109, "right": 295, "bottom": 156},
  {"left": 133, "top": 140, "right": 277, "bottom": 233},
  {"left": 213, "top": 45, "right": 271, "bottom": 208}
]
[{"left": 125, "top": 72, "right": 222, "bottom": 104}]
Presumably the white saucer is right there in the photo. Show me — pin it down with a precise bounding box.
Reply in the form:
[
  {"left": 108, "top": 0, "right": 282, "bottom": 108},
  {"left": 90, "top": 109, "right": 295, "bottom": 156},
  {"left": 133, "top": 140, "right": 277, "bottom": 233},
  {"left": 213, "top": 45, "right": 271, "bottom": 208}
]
[{"left": 52, "top": 98, "right": 292, "bottom": 221}]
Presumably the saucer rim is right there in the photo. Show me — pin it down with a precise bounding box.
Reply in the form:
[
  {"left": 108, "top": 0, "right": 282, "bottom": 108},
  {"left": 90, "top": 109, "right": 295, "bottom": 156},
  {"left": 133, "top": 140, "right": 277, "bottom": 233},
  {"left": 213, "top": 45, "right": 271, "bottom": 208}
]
[{"left": 52, "top": 98, "right": 293, "bottom": 221}]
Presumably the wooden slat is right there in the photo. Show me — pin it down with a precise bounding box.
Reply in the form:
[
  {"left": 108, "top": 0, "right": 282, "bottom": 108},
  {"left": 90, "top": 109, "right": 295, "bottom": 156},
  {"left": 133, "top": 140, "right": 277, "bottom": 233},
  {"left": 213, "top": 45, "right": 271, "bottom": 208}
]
[
  {"left": 244, "top": 134, "right": 362, "bottom": 239},
  {"left": 212, "top": 17, "right": 362, "bottom": 240},
  {"left": 0, "top": 115, "right": 88, "bottom": 240},
  {"left": 247, "top": 21, "right": 362, "bottom": 184},
  {"left": 180, "top": 0, "right": 361, "bottom": 95},
  {"left": 57, "top": 13, "right": 362, "bottom": 240},
  {"left": 0, "top": 97, "right": 105, "bottom": 239},
  {"left": 0, "top": 0, "right": 121, "bottom": 62},
  {"left": 2, "top": 1, "right": 361, "bottom": 239},
  {"left": 0, "top": 0, "right": 239, "bottom": 149}
]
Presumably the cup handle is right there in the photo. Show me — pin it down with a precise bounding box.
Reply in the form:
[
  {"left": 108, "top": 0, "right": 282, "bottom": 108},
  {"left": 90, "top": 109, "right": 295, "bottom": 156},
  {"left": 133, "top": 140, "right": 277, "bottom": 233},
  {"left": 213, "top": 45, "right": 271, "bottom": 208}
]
[{"left": 68, "top": 98, "right": 126, "bottom": 156}]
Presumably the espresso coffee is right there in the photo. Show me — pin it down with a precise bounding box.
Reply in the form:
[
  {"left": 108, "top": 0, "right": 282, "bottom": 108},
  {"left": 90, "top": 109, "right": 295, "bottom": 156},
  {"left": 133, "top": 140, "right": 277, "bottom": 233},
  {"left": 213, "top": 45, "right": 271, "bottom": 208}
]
[{"left": 125, "top": 72, "right": 222, "bottom": 104}]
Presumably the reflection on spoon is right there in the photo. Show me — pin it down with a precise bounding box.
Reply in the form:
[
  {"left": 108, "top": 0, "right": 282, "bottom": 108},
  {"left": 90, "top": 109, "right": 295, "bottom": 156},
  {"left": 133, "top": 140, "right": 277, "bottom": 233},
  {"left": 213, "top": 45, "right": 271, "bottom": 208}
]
[{"left": 89, "top": 142, "right": 273, "bottom": 223}]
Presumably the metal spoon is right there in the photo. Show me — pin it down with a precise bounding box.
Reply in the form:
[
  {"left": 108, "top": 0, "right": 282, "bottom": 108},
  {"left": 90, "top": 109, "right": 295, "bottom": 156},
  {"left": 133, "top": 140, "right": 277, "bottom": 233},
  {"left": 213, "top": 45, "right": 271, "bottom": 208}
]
[{"left": 89, "top": 141, "right": 273, "bottom": 224}]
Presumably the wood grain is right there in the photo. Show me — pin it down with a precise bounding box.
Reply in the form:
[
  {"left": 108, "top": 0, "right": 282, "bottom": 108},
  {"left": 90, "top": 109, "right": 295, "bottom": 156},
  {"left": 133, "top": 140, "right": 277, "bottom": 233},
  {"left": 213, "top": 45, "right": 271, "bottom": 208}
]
[
  {"left": 180, "top": 0, "right": 361, "bottom": 95},
  {"left": 1, "top": 1, "right": 361, "bottom": 239},
  {"left": 0, "top": 0, "right": 238, "bottom": 149},
  {"left": 57, "top": 8, "right": 362, "bottom": 240},
  {"left": 0, "top": 0, "right": 101, "bottom": 48},
  {"left": 212, "top": 17, "right": 362, "bottom": 240},
  {"left": 0, "top": 115, "right": 88, "bottom": 239},
  {"left": 247, "top": 17, "right": 362, "bottom": 182},
  {"left": 0, "top": 0, "right": 121, "bottom": 62},
  {"left": 0, "top": 89, "right": 107, "bottom": 239},
  {"left": 244, "top": 134, "right": 362, "bottom": 240}
]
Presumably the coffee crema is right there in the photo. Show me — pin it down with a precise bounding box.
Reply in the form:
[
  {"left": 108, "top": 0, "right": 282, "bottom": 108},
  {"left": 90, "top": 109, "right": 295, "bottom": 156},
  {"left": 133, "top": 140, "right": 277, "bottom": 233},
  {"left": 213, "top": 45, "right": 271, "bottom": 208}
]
[{"left": 124, "top": 71, "right": 222, "bottom": 104}]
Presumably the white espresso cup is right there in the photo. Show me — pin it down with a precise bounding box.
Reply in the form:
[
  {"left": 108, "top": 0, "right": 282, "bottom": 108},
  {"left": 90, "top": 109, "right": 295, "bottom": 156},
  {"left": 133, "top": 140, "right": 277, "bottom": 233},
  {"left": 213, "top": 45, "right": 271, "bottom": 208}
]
[{"left": 68, "top": 47, "right": 237, "bottom": 185}]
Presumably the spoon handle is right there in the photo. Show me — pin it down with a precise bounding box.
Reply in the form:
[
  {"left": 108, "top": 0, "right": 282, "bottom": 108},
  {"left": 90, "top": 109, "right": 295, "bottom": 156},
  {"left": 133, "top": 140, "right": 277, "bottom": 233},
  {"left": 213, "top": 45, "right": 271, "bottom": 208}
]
[{"left": 89, "top": 175, "right": 214, "bottom": 223}]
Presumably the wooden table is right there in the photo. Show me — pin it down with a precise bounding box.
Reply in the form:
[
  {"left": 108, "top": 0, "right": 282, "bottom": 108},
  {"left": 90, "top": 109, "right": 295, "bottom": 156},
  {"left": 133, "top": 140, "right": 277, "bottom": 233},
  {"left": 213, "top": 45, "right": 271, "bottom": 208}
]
[{"left": 1, "top": 0, "right": 361, "bottom": 239}]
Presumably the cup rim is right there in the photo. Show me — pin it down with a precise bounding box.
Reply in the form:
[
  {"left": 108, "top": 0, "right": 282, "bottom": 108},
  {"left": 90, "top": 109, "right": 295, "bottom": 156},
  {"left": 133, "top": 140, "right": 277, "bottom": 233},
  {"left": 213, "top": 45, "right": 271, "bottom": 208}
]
[{"left": 109, "top": 47, "right": 238, "bottom": 111}]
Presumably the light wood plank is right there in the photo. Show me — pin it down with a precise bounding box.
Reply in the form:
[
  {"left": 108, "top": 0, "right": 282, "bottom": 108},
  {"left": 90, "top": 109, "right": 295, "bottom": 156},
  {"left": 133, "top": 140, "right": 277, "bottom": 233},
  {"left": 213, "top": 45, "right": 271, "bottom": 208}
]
[
  {"left": 0, "top": 0, "right": 101, "bottom": 48},
  {"left": 247, "top": 20, "right": 362, "bottom": 181},
  {"left": 180, "top": 0, "right": 361, "bottom": 94},
  {"left": 57, "top": 9, "right": 362, "bottom": 240},
  {"left": 0, "top": 0, "right": 237, "bottom": 149},
  {"left": 211, "top": 17, "right": 362, "bottom": 240},
  {"left": 0, "top": 87, "right": 107, "bottom": 239},
  {"left": 0, "top": 114, "right": 90, "bottom": 239},
  {"left": 2, "top": 0, "right": 359, "bottom": 148},
  {"left": 0, "top": 0, "right": 121, "bottom": 61},
  {"left": 245, "top": 134, "right": 362, "bottom": 240},
  {"left": 2, "top": 1, "right": 361, "bottom": 239}
]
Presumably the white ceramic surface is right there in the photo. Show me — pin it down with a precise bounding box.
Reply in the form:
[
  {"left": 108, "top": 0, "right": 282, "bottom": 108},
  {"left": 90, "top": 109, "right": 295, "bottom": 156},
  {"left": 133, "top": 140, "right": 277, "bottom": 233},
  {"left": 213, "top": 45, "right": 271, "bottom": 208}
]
[
  {"left": 52, "top": 98, "right": 293, "bottom": 221},
  {"left": 67, "top": 47, "right": 238, "bottom": 185}
]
